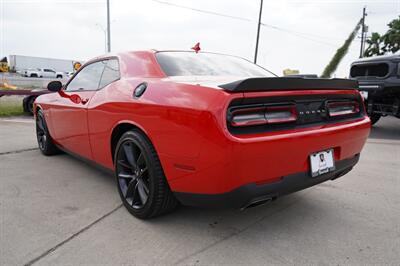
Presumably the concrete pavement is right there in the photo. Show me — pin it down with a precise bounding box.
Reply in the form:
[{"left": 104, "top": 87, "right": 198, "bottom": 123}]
[{"left": 0, "top": 116, "right": 399, "bottom": 265}]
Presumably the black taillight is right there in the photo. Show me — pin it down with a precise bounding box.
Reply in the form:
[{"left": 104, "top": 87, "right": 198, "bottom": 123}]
[
  {"left": 326, "top": 100, "right": 360, "bottom": 117},
  {"left": 230, "top": 104, "right": 297, "bottom": 127}
]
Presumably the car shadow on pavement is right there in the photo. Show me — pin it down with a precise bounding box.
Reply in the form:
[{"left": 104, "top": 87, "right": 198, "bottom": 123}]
[
  {"left": 112, "top": 192, "right": 343, "bottom": 264},
  {"left": 368, "top": 117, "right": 400, "bottom": 141}
]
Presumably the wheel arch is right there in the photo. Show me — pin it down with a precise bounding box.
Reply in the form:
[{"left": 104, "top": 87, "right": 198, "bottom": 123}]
[
  {"left": 33, "top": 102, "right": 43, "bottom": 116},
  {"left": 110, "top": 121, "right": 153, "bottom": 164}
]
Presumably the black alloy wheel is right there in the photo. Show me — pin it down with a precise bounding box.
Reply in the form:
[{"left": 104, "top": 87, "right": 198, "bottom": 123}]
[
  {"left": 36, "top": 110, "right": 60, "bottom": 155},
  {"left": 117, "top": 140, "right": 150, "bottom": 209},
  {"left": 36, "top": 112, "right": 47, "bottom": 150},
  {"left": 115, "top": 131, "right": 178, "bottom": 219}
]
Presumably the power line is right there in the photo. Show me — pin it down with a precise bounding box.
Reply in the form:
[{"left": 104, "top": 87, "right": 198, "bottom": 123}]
[
  {"left": 260, "top": 23, "right": 337, "bottom": 47},
  {"left": 152, "top": 0, "right": 252, "bottom": 22},
  {"left": 152, "top": 0, "right": 342, "bottom": 47}
]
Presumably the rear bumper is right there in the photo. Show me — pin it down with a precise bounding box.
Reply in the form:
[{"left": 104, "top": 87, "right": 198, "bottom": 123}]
[{"left": 174, "top": 154, "right": 359, "bottom": 209}]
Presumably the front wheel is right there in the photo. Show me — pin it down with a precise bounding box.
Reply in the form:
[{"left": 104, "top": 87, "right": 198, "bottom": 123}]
[
  {"left": 114, "top": 130, "right": 178, "bottom": 219},
  {"left": 36, "top": 110, "right": 60, "bottom": 155}
]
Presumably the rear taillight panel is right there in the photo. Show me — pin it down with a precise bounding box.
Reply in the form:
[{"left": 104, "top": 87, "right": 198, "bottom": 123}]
[
  {"left": 227, "top": 94, "right": 364, "bottom": 134},
  {"left": 326, "top": 100, "right": 360, "bottom": 117},
  {"left": 230, "top": 104, "right": 297, "bottom": 127}
]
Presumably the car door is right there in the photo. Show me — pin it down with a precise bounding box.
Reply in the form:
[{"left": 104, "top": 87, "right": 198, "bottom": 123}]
[
  {"left": 42, "top": 69, "right": 50, "bottom": 78},
  {"left": 44, "top": 69, "right": 56, "bottom": 78},
  {"left": 87, "top": 59, "right": 121, "bottom": 167},
  {"left": 50, "top": 61, "right": 106, "bottom": 160}
]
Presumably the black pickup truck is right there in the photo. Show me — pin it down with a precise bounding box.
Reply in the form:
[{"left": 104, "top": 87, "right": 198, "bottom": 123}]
[{"left": 350, "top": 54, "right": 400, "bottom": 125}]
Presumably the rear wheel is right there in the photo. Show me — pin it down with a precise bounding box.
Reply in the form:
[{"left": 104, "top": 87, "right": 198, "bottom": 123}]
[
  {"left": 114, "top": 130, "right": 178, "bottom": 219},
  {"left": 36, "top": 110, "right": 60, "bottom": 155}
]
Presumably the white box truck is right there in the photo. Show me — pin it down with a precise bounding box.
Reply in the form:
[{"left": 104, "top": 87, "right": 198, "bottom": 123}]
[{"left": 9, "top": 55, "right": 79, "bottom": 73}]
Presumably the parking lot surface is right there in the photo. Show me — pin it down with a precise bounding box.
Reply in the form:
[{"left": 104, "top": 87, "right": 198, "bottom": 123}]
[{"left": 1, "top": 116, "right": 399, "bottom": 265}]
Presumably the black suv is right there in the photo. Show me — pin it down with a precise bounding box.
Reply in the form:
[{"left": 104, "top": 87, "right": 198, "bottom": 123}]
[{"left": 350, "top": 54, "right": 400, "bottom": 125}]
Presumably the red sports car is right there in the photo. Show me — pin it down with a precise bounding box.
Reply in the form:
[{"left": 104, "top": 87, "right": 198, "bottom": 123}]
[{"left": 34, "top": 50, "right": 370, "bottom": 219}]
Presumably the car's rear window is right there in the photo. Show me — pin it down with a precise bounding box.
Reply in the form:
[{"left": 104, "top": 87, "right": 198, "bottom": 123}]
[{"left": 156, "top": 52, "right": 274, "bottom": 77}]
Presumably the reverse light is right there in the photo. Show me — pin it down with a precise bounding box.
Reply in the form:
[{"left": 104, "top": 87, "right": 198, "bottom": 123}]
[
  {"left": 230, "top": 104, "right": 297, "bottom": 127},
  {"left": 265, "top": 105, "right": 297, "bottom": 124},
  {"left": 327, "top": 101, "right": 360, "bottom": 117}
]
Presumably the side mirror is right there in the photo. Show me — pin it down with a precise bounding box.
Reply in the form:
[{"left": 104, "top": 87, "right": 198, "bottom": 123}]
[{"left": 47, "top": 81, "right": 63, "bottom": 92}]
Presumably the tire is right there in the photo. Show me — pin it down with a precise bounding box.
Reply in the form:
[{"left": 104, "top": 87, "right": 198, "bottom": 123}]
[
  {"left": 30, "top": 74, "right": 38, "bottom": 78},
  {"left": 23, "top": 96, "right": 30, "bottom": 113},
  {"left": 36, "top": 109, "right": 60, "bottom": 155},
  {"left": 23, "top": 96, "right": 36, "bottom": 115},
  {"left": 114, "top": 130, "right": 178, "bottom": 219},
  {"left": 369, "top": 113, "right": 381, "bottom": 125},
  {"left": 56, "top": 75, "right": 62, "bottom": 79}
]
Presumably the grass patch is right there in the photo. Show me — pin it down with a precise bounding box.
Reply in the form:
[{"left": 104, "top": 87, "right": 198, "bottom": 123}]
[{"left": 0, "top": 101, "right": 25, "bottom": 116}]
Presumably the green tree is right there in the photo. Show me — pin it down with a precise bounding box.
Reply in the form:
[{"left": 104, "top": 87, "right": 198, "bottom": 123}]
[
  {"left": 382, "top": 16, "right": 400, "bottom": 54},
  {"left": 364, "top": 32, "right": 385, "bottom": 57},
  {"left": 364, "top": 16, "right": 400, "bottom": 57},
  {"left": 321, "top": 19, "right": 362, "bottom": 78}
]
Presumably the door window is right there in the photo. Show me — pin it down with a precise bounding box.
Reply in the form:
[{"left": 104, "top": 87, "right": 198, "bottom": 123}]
[
  {"left": 99, "top": 59, "right": 120, "bottom": 88},
  {"left": 66, "top": 61, "right": 105, "bottom": 91}
]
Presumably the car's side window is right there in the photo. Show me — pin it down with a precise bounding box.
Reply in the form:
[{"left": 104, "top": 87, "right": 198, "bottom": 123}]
[
  {"left": 65, "top": 61, "right": 105, "bottom": 91},
  {"left": 99, "top": 59, "right": 120, "bottom": 88}
]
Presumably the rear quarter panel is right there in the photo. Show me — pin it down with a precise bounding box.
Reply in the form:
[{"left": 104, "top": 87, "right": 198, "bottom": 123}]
[{"left": 87, "top": 78, "right": 234, "bottom": 176}]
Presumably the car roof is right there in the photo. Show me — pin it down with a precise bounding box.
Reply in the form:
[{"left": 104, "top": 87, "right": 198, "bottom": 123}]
[
  {"left": 81, "top": 50, "right": 276, "bottom": 78},
  {"left": 352, "top": 53, "right": 400, "bottom": 64}
]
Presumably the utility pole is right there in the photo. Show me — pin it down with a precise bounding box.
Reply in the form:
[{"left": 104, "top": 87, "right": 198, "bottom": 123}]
[
  {"left": 254, "top": 0, "right": 263, "bottom": 64},
  {"left": 106, "top": 0, "right": 111, "bottom": 52},
  {"left": 359, "top": 7, "right": 367, "bottom": 58}
]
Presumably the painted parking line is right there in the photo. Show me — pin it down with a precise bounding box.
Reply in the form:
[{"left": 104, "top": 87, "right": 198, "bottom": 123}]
[{"left": 0, "top": 119, "right": 34, "bottom": 123}]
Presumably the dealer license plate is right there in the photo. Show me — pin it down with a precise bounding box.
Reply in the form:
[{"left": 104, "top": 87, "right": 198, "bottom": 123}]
[{"left": 310, "top": 149, "right": 335, "bottom": 177}]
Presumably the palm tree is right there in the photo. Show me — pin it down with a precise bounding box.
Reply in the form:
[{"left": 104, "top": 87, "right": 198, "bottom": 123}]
[
  {"left": 382, "top": 16, "right": 400, "bottom": 54},
  {"left": 321, "top": 19, "right": 362, "bottom": 78},
  {"left": 364, "top": 32, "right": 384, "bottom": 57}
]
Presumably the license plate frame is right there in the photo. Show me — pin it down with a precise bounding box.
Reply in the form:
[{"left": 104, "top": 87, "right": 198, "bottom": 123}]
[{"left": 310, "top": 149, "right": 335, "bottom": 177}]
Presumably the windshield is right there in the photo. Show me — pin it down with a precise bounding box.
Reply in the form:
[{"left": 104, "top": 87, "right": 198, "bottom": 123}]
[{"left": 156, "top": 52, "right": 274, "bottom": 77}]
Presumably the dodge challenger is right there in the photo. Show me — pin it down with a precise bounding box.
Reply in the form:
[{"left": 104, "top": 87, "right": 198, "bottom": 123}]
[{"left": 34, "top": 50, "right": 370, "bottom": 219}]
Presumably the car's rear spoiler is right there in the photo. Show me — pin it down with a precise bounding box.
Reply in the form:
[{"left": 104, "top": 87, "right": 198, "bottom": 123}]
[{"left": 219, "top": 77, "right": 358, "bottom": 92}]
